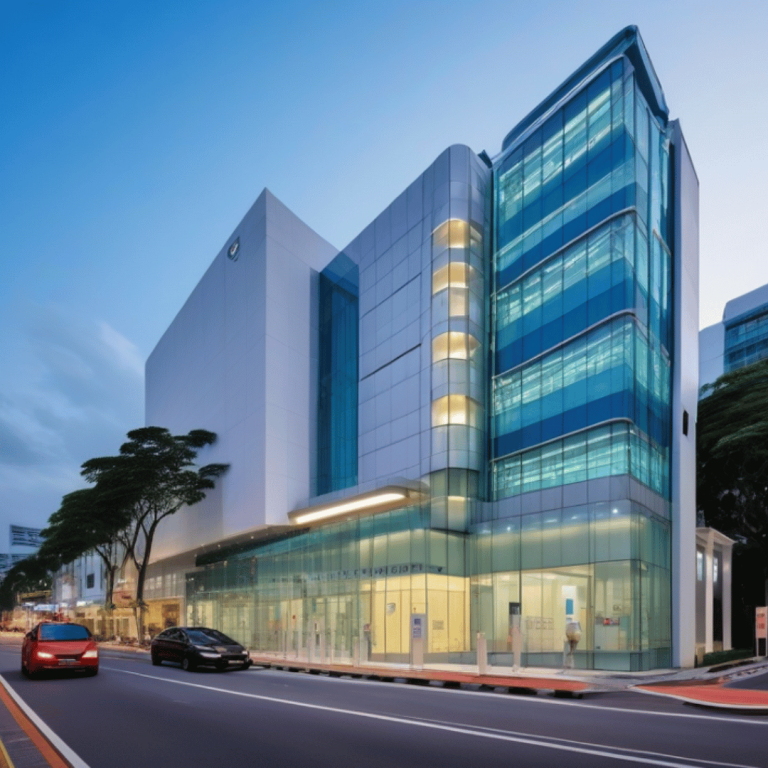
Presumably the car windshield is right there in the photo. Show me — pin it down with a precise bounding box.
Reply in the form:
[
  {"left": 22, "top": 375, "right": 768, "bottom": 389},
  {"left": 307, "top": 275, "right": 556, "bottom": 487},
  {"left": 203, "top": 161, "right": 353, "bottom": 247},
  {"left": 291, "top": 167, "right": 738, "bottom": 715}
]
[
  {"left": 187, "top": 629, "right": 236, "bottom": 645},
  {"left": 39, "top": 624, "right": 90, "bottom": 641}
]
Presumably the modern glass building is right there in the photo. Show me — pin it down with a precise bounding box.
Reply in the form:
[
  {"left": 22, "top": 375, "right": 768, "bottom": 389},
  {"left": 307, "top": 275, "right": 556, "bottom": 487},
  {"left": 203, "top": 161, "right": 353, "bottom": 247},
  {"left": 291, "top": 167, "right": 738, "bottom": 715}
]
[
  {"left": 144, "top": 27, "right": 699, "bottom": 671},
  {"left": 700, "top": 282, "right": 768, "bottom": 388}
]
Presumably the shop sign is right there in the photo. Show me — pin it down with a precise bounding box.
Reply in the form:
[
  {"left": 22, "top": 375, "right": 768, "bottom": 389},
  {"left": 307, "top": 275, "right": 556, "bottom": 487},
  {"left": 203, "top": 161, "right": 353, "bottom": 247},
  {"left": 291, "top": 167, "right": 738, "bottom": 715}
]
[{"left": 756, "top": 607, "right": 767, "bottom": 639}]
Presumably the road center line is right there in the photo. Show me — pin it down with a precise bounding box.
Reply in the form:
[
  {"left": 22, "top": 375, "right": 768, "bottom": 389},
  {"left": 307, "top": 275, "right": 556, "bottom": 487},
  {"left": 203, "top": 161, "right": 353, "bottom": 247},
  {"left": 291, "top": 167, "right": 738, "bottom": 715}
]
[{"left": 108, "top": 668, "right": 755, "bottom": 768}]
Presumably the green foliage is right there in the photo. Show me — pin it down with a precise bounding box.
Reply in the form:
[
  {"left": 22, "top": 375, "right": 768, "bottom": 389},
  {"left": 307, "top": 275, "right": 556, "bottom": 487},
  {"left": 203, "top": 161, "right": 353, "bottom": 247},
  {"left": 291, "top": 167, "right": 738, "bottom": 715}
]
[
  {"left": 0, "top": 555, "right": 53, "bottom": 611},
  {"left": 702, "top": 648, "right": 755, "bottom": 668},
  {"left": 698, "top": 357, "right": 768, "bottom": 553},
  {"left": 698, "top": 357, "right": 768, "bottom": 639},
  {"left": 30, "top": 426, "right": 227, "bottom": 628},
  {"left": 78, "top": 427, "right": 228, "bottom": 636},
  {"left": 40, "top": 485, "right": 133, "bottom": 607}
]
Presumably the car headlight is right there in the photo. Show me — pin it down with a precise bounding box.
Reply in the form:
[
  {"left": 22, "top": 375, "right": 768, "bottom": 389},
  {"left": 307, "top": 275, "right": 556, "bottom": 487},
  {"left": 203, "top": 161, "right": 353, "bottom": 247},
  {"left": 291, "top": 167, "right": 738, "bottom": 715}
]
[
  {"left": 36, "top": 651, "right": 54, "bottom": 659},
  {"left": 82, "top": 649, "right": 98, "bottom": 659}
]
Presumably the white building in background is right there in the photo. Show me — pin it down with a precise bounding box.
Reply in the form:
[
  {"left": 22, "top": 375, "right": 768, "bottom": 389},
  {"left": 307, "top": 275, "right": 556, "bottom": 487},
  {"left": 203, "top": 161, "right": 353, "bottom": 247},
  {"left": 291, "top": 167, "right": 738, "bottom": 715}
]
[{"left": 0, "top": 525, "right": 43, "bottom": 580}]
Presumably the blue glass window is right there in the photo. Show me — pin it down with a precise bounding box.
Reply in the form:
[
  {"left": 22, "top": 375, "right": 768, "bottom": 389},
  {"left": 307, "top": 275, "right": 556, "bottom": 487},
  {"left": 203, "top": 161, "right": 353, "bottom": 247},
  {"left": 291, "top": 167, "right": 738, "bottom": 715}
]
[{"left": 317, "top": 254, "right": 359, "bottom": 494}]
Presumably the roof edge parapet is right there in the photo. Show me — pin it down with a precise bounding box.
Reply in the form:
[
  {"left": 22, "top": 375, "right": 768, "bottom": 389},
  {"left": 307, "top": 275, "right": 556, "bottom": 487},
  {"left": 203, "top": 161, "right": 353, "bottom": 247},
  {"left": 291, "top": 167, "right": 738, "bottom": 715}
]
[{"left": 500, "top": 25, "right": 668, "bottom": 154}]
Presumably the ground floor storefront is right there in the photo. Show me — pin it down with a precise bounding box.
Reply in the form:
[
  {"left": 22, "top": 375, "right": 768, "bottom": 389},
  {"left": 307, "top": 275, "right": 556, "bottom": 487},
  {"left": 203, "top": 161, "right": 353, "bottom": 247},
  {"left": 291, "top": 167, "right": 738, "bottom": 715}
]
[{"left": 182, "top": 501, "right": 672, "bottom": 671}]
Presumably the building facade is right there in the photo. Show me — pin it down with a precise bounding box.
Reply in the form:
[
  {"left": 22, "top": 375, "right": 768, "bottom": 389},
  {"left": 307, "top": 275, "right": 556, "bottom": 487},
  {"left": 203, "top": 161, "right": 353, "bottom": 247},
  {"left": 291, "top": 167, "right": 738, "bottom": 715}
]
[
  {"left": 144, "top": 27, "right": 699, "bottom": 670},
  {"left": 700, "top": 282, "right": 768, "bottom": 390}
]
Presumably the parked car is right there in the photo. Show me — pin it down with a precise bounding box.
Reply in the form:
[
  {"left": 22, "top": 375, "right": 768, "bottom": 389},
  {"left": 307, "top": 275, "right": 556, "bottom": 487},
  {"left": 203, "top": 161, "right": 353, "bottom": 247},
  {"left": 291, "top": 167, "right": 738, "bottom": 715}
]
[
  {"left": 150, "top": 626, "right": 252, "bottom": 672},
  {"left": 21, "top": 622, "right": 99, "bottom": 678}
]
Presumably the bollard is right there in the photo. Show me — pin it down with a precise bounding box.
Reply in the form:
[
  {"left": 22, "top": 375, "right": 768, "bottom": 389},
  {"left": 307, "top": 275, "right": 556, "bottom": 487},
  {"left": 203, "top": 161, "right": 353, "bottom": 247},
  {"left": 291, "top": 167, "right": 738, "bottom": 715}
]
[{"left": 476, "top": 632, "right": 488, "bottom": 675}]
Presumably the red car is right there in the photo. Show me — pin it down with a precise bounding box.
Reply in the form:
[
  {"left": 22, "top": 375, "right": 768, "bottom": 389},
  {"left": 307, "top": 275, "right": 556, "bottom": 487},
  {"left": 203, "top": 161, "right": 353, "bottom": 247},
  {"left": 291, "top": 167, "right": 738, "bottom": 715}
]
[{"left": 21, "top": 622, "right": 99, "bottom": 678}]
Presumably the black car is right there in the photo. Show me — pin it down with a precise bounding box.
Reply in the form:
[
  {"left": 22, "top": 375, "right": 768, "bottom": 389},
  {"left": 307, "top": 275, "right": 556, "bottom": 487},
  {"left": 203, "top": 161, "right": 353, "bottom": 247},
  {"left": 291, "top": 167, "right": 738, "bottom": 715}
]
[{"left": 150, "top": 627, "right": 252, "bottom": 672}]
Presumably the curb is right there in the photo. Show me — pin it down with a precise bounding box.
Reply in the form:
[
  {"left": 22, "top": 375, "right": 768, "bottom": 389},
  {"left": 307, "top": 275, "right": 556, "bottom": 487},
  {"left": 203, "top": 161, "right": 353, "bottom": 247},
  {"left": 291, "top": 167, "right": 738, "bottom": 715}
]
[
  {"left": 252, "top": 657, "right": 599, "bottom": 696},
  {"left": 632, "top": 683, "right": 768, "bottom": 713}
]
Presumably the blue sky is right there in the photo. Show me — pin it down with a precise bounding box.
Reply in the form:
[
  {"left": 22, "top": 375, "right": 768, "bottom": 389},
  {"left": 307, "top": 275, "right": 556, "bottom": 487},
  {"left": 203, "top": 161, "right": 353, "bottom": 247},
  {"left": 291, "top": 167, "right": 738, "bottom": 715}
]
[{"left": 1, "top": 0, "right": 767, "bottom": 535}]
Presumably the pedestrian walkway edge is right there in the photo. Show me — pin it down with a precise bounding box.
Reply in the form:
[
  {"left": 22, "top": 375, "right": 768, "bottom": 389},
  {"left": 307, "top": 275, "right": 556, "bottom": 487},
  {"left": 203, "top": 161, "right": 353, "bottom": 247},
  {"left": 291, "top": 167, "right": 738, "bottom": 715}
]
[
  {"left": 0, "top": 676, "right": 90, "bottom": 768},
  {"left": 633, "top": 684, "right": 768, "bottom": 713}
]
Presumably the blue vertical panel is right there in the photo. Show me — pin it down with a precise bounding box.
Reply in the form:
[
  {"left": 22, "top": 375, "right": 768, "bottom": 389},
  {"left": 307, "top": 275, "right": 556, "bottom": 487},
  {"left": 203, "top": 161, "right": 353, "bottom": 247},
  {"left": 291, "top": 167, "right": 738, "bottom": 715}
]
[{"left": 317, "top": 254, "right": 359, "bottom": 495}]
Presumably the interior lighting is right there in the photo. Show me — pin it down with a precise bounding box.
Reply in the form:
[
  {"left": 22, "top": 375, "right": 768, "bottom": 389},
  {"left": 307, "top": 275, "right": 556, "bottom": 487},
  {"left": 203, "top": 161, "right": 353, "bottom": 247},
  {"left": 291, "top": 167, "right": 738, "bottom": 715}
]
[{"left": 292, "top": 491, "right": 406, "bottom": 525}]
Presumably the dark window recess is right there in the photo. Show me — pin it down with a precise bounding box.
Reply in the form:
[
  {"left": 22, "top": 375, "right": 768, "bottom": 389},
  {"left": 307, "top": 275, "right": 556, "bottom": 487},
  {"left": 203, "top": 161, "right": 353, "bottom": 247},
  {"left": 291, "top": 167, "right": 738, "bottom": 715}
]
[
  {"left": 86, "top": 573, "right": 95, "bottom": 589},
  {"left": 682, "top": 410, "right": 689, "bottom": 436}
]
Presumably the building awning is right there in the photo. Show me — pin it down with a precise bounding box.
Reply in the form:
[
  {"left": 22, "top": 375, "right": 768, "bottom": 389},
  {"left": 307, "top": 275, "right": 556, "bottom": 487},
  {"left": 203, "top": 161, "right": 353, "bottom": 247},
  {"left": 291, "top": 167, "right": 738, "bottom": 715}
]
[{"left": 289, "top": 484, "right": 424, "bottom": 526}]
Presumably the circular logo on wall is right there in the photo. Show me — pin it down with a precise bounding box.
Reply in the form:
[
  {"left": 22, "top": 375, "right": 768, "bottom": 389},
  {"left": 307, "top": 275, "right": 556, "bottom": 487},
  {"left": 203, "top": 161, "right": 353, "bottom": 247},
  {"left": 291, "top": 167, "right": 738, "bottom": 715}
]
[{"left": 227, "top": 237, "right": 240, "bottom": 261}]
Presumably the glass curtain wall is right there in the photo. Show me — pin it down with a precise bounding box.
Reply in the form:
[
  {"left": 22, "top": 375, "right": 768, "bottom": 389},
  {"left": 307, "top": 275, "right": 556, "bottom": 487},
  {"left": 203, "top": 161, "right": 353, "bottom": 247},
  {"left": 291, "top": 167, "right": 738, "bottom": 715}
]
[
  {"left": 724, "top": 305, "right": 768, "bottom": 372},
  {"left": 469, "top": 501, "right": 671, "bottom": 670},
  {"left": 317, "top": 254, "right": 359, "bottom": 495},
  {"left": 186, "top": 505, "right": 472, "bottom": 664},
  {"left": 486, "top": 55, "right": 674, "bottom": 670}
]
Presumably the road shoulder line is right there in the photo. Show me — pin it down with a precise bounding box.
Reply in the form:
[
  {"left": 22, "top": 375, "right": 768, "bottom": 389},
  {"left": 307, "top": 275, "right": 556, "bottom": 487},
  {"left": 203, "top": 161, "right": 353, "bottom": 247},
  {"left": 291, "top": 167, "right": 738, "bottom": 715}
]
[
  {"left": 0, "top": 675, "right": 90, "bottom": 768},
  {"left": 0, "top": 736, "right": 13, "bottom": 768}
]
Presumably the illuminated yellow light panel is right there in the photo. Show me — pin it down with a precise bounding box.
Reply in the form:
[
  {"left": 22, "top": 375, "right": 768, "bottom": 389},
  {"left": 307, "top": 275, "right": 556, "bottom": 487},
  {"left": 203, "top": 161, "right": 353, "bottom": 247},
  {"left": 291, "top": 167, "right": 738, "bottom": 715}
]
[{"left": 293, "top": 492, "right": 406, "bottom": 525}]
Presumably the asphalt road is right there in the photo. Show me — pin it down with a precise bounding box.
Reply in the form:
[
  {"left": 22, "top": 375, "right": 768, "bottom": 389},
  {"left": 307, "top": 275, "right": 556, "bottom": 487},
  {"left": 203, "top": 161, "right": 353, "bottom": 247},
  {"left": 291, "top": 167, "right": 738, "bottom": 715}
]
[
  {"left": 0, "top": 644, "right": 766, "bottom": 768},
  {"left": 727, "top": 667, "right": 768, "bottom": 691}
]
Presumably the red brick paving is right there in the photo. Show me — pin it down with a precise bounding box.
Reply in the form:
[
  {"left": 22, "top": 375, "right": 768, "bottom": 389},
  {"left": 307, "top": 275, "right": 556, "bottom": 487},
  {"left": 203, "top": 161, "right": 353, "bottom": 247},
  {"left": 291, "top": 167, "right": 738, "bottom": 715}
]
[{"left": 638, "top": 681, "right": 768, "bottom": 709}]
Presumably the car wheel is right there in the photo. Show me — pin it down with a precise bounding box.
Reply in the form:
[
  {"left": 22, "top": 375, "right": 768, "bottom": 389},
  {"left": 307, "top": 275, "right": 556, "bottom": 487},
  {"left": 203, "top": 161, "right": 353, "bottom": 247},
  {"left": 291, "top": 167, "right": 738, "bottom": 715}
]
[
  {"left": 86, "top": 667, "right": 98, "bottom": 677},
  {"left": 151, "top": 652, "right": 161, "bottom": 666},
  {"left": 181, "top": 655, "right": 196, "bottom": 672},
  {"left": 241, "top": 660, "right": 252, "bottom": 670},
  {"left": 21, "top": 657, "right": 28, "bottom": 677}
]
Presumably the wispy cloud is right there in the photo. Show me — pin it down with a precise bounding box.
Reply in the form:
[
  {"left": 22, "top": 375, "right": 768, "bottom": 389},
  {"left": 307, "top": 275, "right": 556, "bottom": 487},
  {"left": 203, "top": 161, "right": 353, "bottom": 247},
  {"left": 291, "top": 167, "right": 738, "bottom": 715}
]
[{"left": 0, "top": 304, "right": 144, "bottom": 529}]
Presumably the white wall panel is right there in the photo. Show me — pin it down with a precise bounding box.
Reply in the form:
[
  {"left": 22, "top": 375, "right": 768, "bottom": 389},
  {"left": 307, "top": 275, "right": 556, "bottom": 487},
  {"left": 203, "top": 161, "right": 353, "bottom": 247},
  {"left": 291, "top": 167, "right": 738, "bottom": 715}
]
[{"left": 146, "top": 189, "right": 336, "bottom": 560}]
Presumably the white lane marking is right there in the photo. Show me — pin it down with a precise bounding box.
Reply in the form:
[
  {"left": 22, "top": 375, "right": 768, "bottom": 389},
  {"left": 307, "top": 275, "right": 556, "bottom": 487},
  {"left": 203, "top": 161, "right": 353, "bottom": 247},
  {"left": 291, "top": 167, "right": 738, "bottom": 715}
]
[
  {"left": 407, "top": 714, "right": 760, "bottom": 768},
  {"left": 239, "top": 665, "right": 768, "bottom": 727},
  {"left": 107, "top": 668, "right": 755, "bottom": 767},
  {"left": 101, "top": 660, "right": 768, "bottom": 726},
  {"left": 0, "top": 674, "right": 91, "bottom": 768}
]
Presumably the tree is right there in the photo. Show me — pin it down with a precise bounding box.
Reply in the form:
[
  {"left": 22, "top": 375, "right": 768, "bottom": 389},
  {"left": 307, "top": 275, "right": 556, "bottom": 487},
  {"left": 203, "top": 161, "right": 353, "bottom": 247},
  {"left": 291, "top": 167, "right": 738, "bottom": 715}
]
[
  {"left": 0, "top": 554, "right": 53, "bottom": 612},
  {"left": 80, "top": 427, "right": 228, "bottom": 638},
  {"left": 698, "top": 356, "right": 768, "bottom": 622},
  {"left": 40, "top": 487, "right": 132, "bottom": 611}
]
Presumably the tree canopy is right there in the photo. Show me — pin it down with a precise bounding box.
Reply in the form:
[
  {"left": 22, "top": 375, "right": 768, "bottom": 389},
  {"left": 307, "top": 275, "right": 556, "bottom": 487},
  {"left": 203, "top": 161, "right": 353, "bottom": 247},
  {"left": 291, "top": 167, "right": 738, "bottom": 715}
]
[
  {"left": 39, "top": 486, "right": 133, "bottom": 608},
  {"left": 37, "top": 427, "right": 227, "bottom": 635},
  {"left": 698, "top": 356, "right": 768, "bottom": 552},
  {"left": 0, "top": 554, "right": 52, "bottom": 611}
]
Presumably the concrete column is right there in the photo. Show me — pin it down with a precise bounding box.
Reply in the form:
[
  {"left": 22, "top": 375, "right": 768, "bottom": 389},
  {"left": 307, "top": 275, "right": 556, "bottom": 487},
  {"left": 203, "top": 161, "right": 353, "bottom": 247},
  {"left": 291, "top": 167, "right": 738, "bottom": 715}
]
[
  {"left": 722, "top": 543, "right": 733, "bottom": 651},
  {"left": 704, "top": 538, "right": 714, "bottom": 653}
]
